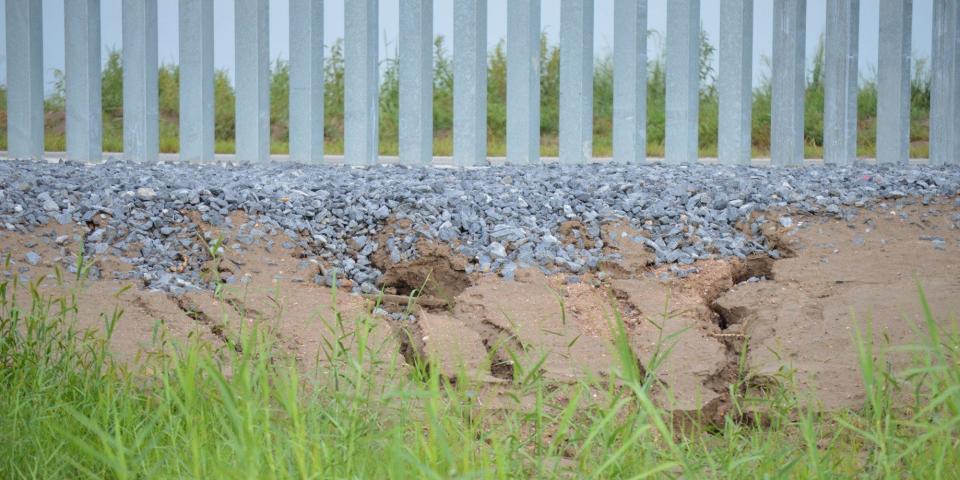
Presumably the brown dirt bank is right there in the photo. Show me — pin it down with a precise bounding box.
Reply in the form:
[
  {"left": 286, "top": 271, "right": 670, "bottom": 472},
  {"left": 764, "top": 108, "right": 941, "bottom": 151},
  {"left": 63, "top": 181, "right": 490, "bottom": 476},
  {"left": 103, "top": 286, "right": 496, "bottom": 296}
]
[{"left": 2, "top": 202, "right": 958, "bottom": 417}]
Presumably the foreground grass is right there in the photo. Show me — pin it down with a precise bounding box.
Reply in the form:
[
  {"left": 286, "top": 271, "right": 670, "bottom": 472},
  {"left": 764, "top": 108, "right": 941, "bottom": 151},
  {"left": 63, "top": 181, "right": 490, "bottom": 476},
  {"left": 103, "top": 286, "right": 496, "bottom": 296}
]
[{"left": 1, "top": 268, "right": 958, "bottom": 478}]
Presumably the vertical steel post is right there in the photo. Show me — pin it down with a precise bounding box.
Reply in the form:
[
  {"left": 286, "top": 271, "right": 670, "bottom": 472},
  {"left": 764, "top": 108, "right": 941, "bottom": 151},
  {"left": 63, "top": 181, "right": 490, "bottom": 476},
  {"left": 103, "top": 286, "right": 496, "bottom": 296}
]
[
  {"left": 345, "top": 0, "right": 379, "bottom": 165},
  {"left": 824, "top": 0, "right": 859, "bottom": 165},
  {"left": 718, "top": 0, "right": 753, "bottom": 165},
  {"left": 179, "top": 0, "right": 215, "bottom": 162},
  {"left": 613, "top": 0, "right": 647, "bottom": 163},
  {"left": 771, "top": 0, "right": 806, "bottom": 167},
  {"left": 5, "top": 0, "right": 44, "bottom": 160},
  {"left": 931, "top": 0, "right": 960, "bottom": 166},
  {"left": 290, "top": 0, "right": 324, "bottom": 163},
  {"left": 235, "top": 0, "right": 270, "bottom": 163},
  {"left": 559, "top": 0, "right": 594, "bottom": 164},
  {"left": 877, "top": 0, "right": 912, "bottom": 165},
  {"left": 66, "top": 0, "right": 102, "bottom": 162},
  {"left": 454, "top": 0, "right": 488, "bottom": 166},
  {"left": 665, "top": 0, "right": 699, "bottom": 165},
  {"left": 122, "top": 0, "right": 159, "bottom": 163},
  {"left": 400, "top": 0, "right": 433, "bottom": 165},
  {"left": 507, "top": 0, "right": 541, "bottom": 165}
]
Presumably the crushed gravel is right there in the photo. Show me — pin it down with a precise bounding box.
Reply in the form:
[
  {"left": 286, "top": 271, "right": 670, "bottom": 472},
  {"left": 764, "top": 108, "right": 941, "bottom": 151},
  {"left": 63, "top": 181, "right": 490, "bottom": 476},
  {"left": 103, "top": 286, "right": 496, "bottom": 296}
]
[{"left": 2, "top": 159, "right": 958, "bottom": 294}]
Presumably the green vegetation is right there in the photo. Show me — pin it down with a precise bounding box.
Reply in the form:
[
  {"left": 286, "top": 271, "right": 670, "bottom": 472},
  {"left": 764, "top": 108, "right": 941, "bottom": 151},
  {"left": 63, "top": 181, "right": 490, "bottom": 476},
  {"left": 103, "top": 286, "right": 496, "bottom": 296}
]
[
  {"left": 1, "top": 33, "right": 933, "bottom": 158},
  {"left": 0, "top": 85, "right": 7, "bottom": 150},
  {"left": 2, "top": 258, "right": 960, "bottom": 477}
]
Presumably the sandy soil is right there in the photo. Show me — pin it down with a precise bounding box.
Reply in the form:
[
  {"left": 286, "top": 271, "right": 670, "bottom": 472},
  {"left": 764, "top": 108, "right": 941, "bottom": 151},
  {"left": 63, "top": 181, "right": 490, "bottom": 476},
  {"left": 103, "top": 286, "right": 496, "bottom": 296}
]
[
  {"left": 715, "top": 203, "right": 960, "bottom": 410},
  {"left": 2, "top": 201, "right": 958, "bottom": 417}
]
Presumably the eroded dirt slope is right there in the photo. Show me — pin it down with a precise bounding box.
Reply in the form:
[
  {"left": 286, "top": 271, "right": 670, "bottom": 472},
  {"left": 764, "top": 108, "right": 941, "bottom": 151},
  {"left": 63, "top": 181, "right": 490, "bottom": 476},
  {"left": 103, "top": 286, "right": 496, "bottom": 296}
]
[{"left": 2, "top": 202, "right": 958, "bottom": 415}]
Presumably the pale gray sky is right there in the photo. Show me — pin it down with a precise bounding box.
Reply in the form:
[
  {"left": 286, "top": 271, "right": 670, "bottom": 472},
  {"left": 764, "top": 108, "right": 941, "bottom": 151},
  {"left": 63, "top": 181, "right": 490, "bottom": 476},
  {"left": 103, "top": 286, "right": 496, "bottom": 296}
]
[{"left": 0, "top": 0, "right": 936, "bottom": 94}]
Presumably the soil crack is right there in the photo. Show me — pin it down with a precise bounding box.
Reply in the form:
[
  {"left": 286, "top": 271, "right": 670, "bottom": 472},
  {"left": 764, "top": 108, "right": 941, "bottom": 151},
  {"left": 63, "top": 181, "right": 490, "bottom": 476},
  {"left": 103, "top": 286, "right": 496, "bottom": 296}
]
[
  {"left": 474, "top": 319, "right": 526, "bottom": 381},
  {"left": 173, "top": 296, "right": 242, "bottom": 353},
  {"left": 700, "top": 255, "right": 783, "bottom": 422},
  {"left": 392, "top": 320, "right": 431, "bottom": 377},
  {"left": 225, "top": 297, "right": 265, "bottom": 320}
]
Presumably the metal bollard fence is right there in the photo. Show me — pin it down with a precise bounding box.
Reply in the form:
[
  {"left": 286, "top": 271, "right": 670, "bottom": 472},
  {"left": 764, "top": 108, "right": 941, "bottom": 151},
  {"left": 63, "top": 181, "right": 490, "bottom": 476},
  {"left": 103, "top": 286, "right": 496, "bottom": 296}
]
[
  {"left": 930, "top": 0, "right": 960, "bottom": 166},
  {"left": 345, "top": 0, "right": 379, "bottom": 166},
  {"left": 877, "top": 0, "right": 913, "bottom": 166},
  {"left": 718, "top": 0, "right": 753, "bottom": 166},
  {"left": 613, "top": 0, "right": 647, "bottom": 164},
  {"left": 2, "top": 0, "right": 959, "bottom": 166},
  {"left": 454, "top": 0, "right": 489, "bottom": 167},
  {"left": 507, "top": 0, "right": 541, "bottom": 166},
  {"left": 558, "top": 0, "right": 594, "bottom": 165},
  {"left": 823, "top": 0, "right": 859, "bottom": 166},
  {"left": 5, "top": 0, "right": 44, "bottom": 161},
  {"left": 399, "top": 0, "right": 433, "bottom": 165},
  {"left": 121, "top": 0, "right": 159, "bottom": 163},
  {"left": 179, "top": 0, "right": 215, "bottom": 163},
  {"left": 771, "top": 0, "right": 806, "bottom": 167},
  {"left": 290, "top": 0, "right": 325, "bottom": 164},
  {"left": 665, "top": 0, "right": 700, "bottom": 165},
  {"left": 65, "top": 0, "right": 102, "bottom": 164},
  {"left": 235, "top": 0, "right": 270, "bottom": 163}
]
